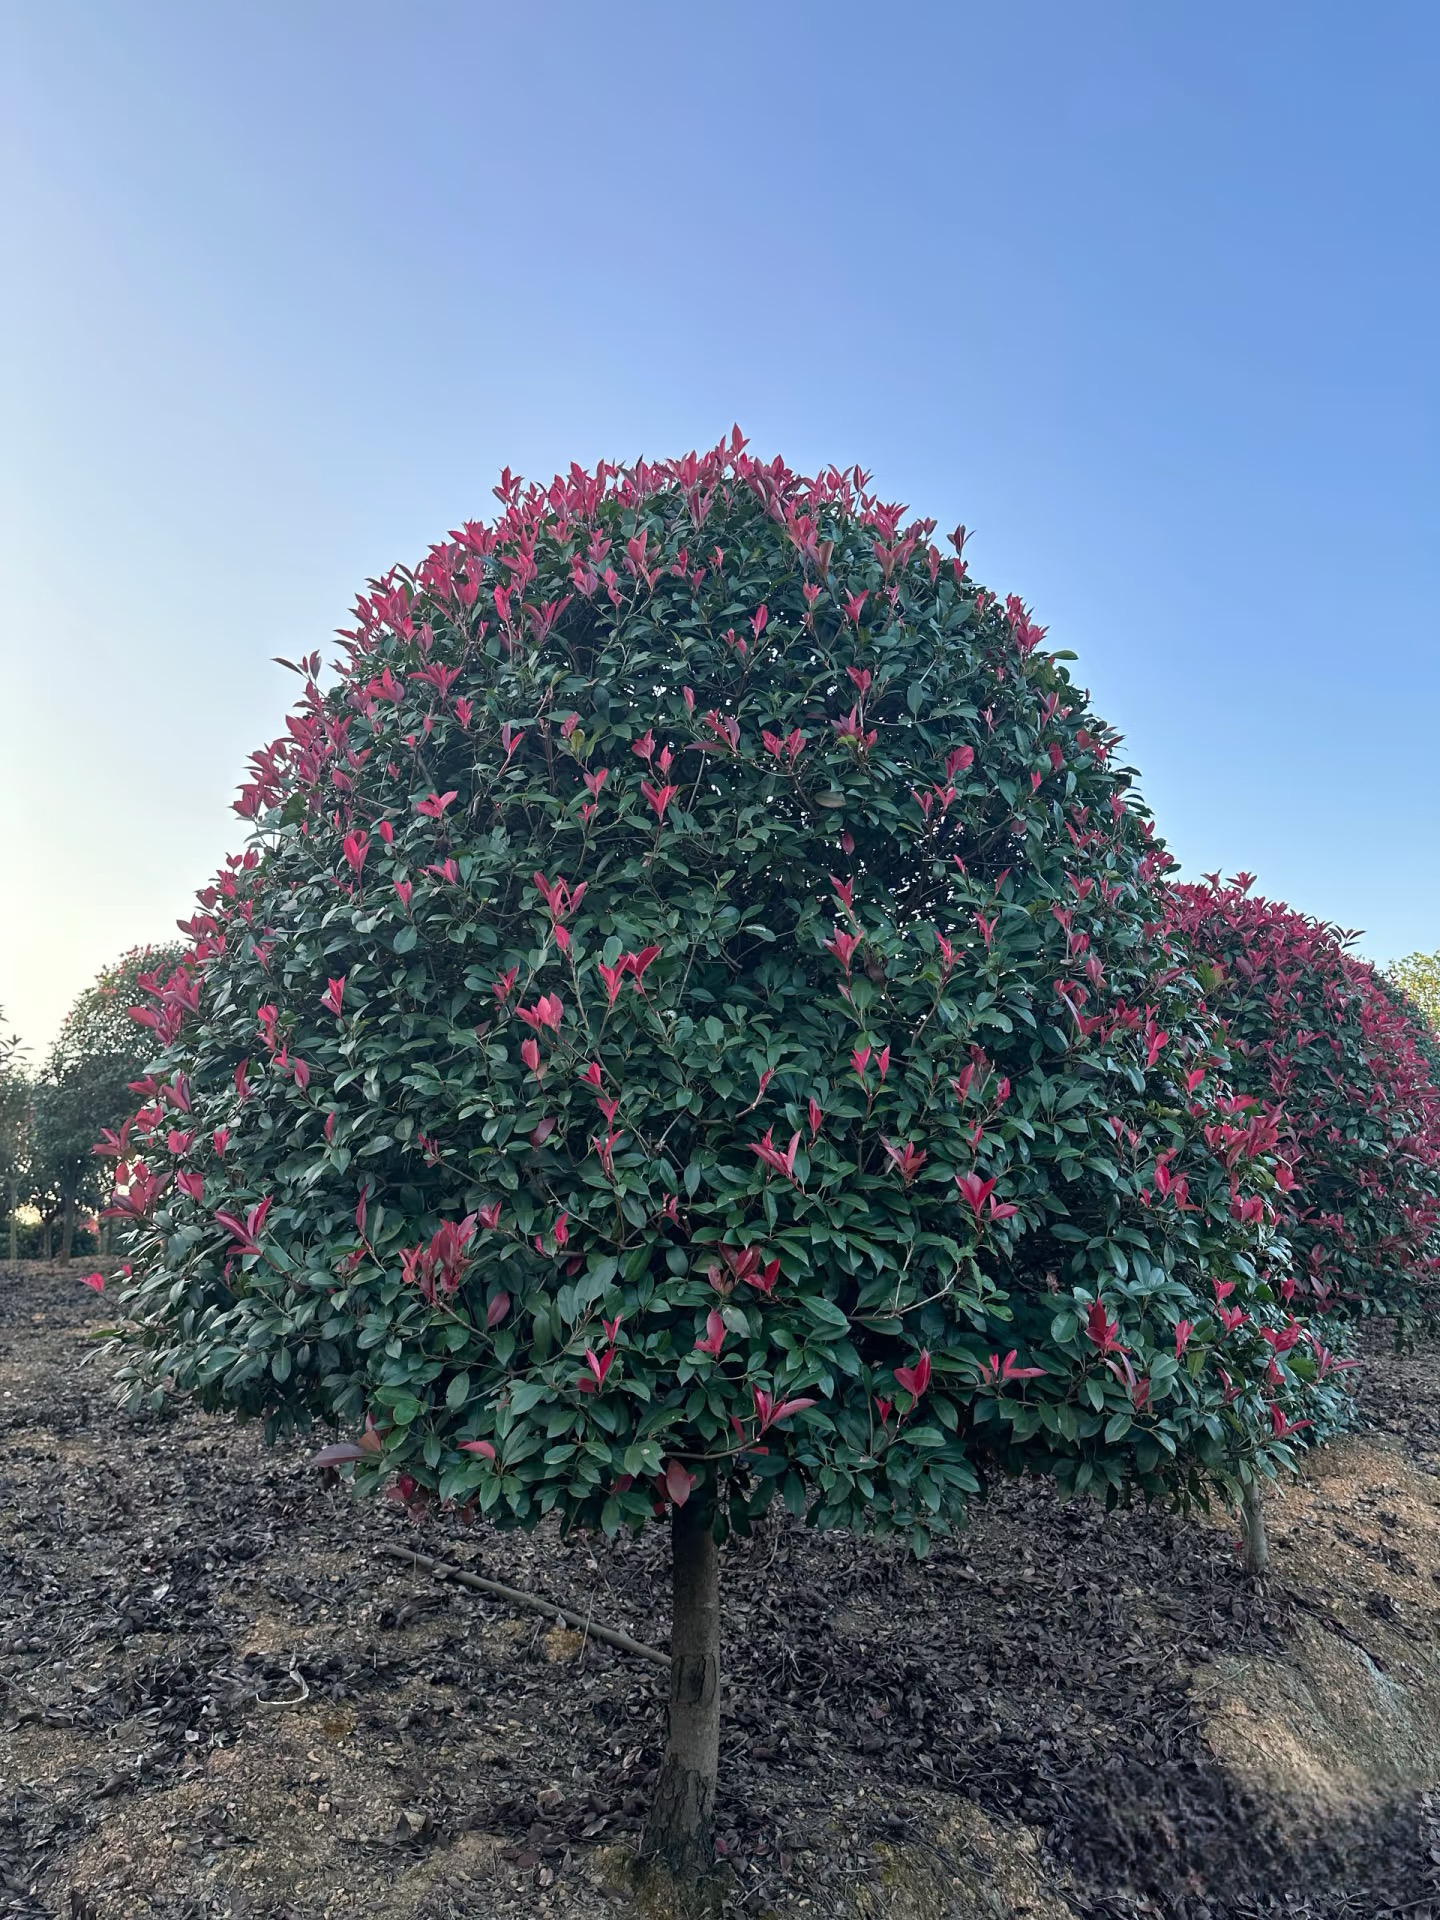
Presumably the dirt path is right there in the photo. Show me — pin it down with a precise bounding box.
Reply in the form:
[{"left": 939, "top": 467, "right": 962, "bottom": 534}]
[{"left": 3, "top": 1263, "right": 1439, "bottom": 1919}]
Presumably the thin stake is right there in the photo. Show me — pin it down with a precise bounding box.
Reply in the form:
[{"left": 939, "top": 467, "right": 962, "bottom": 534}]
[{"left": 376, "top": 1544, "right": 668, "bottom": 1668}]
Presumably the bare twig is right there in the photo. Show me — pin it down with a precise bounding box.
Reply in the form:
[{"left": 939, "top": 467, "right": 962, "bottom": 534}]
[{"left": 376, "top": 1545, "right": 668, "bottom": 1668}]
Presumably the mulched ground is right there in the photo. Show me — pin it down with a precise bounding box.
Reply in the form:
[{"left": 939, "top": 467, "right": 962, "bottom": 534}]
[{"left": 2, "top": 1262, "right": 1439, "bottom": 1920}]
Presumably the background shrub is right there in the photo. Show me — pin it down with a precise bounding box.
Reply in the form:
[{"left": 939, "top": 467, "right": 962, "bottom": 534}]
[{"left": 1166, "top": 877, "right": 1440, "bottom": 1320}]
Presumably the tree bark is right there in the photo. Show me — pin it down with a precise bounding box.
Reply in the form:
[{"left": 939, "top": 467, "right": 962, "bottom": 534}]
[
  {"left": 641, "top": 1499, "right": 721, "bottom": 1878},
  {"left": 60, "top": 1192, "right": 75, "bottom": 1264},
  {"left": 6, "top": 1179, "right": 16, "bottom": 1262},
  {"left": 1241, "top": 1480, "right": 1270, "bottom": 1575}
]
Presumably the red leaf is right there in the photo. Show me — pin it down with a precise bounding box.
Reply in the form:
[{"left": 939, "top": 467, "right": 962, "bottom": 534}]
[
  {"left": 664, "top": 1459, "right": 696, "bottom": 1506},
  {"left": 770, "top": 1396, "right": 817, "bottom": 1426},
  {"left": 894, "top": 1351, "right": 931, "bottom": 1401}
]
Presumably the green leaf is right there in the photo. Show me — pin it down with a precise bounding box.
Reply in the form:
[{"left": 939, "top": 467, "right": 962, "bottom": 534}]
[{"left": 802, "top": 1296, "right": 850, "bottom": 1332}]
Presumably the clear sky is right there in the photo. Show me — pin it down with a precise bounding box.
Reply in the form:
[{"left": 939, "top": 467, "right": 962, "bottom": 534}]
[{"left": 2, "top": 1, "right": 1436, "bottom": 1062}]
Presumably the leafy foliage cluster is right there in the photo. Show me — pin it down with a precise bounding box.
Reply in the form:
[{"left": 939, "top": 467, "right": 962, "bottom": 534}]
[
  {"left": 1166, "top": 879, "right": 1440, "bottom": 1320},
  {"left": 113, "top": 437, "right": 1351, "bottom": 1553}
]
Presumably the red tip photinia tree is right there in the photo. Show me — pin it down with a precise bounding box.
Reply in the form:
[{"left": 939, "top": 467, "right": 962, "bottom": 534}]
[
  {"left": 1166, "top": 875, "right": 1440, "bottom": 1321},
  {"left": 111, "top": 436, "right": 1350, "bottom": 1872}
]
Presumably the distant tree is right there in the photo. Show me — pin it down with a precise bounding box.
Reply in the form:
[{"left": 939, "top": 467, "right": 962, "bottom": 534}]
[
  {"left": 32, "top": 948, "right": 182, "bottom": 1260},
  {"left": 0, "top": 1014, "right": 30, "bottom": 1262},
  {"left": 1387, "top": 951, "right": 1440, "bottom": 1033}
]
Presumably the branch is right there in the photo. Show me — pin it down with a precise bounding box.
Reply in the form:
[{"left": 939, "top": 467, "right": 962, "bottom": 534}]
[{"left": 375, "top": 1544, "right": 668, "bottom": 1668}]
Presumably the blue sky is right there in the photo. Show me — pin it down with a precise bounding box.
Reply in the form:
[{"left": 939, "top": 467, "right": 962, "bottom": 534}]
[{"left": 2, "top": 1, "right": 1436, "bottom": 1058}]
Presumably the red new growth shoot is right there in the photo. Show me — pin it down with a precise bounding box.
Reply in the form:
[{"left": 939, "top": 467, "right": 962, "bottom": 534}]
[
  {"left": 1084, "top": 1299, "right": 1126, "bottom": 1356},
  {"left": 894, "top": 1351, "right": 931, "bottom": 1402}
]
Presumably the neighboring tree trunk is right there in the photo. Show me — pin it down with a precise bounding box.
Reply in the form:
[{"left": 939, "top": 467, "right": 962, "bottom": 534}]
[
  {"left": 6, "top": 1179, "right": 16, "bottom": 1262},
  {"left": 641, "top": 1498, "right": 721, "bottom": 1878},
  {"left": 60, "top": 1192, "right": 76, "bottom": 1264},
  {"left": 1241, "top": 1480, "right": 1270, "bottom": 1575}
]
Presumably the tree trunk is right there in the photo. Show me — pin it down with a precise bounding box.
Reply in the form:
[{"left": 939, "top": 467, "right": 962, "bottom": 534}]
[
  {"left": 6, "top": 1179, "right": 15, "bottom": 1262},
  {"left": 60, "top": 1192, "right": 75, "bottom": 1264},
  {"left": 1241, "top": 1480, "right": 1269, "bottom": 1575},
  {"left": 641, "top": 1498, "right": 721, "bottom": 1878}
]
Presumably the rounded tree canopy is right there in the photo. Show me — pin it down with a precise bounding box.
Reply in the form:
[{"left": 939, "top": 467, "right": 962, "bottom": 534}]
[
  {"left": 113, "top": 437, "right": 1351, "bottom": 1549},
  {"left": 1167, "top": 876, "right": 1440, "bottom": 1321}
]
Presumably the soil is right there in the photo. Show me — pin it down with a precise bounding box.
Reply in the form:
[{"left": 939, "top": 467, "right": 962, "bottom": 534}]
[{"left": 3, "top": 1261, "right": 1440, "bottom": 1920}]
